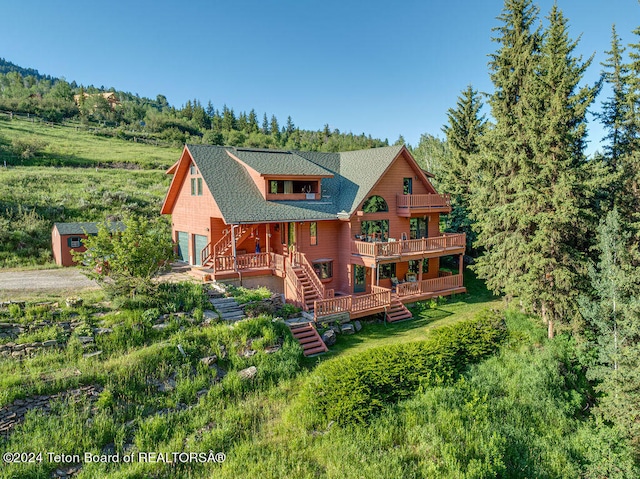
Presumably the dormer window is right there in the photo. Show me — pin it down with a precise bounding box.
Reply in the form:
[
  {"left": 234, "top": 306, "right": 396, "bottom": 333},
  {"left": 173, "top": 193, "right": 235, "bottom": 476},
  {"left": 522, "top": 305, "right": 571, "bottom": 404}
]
[{"left": 269, "top": 180, "right": 317, "bottom": 195}]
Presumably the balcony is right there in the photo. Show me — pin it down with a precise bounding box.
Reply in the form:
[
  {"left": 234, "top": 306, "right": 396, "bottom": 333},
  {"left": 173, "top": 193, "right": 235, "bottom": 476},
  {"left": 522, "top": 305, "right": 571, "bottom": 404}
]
[
  {"left": 396, "top": 193, "right": 451, "bottom": 216},
  {"left": 351, "top": 233, "right": 465, "bottom": 265}
]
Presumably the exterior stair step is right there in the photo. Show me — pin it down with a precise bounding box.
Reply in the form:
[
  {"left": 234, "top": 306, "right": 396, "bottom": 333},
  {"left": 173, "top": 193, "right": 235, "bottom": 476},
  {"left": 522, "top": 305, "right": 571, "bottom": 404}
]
[
  {"left": 286, "top": 322, "right": 328, "bottom": 357},
  {"left": 386, "top": 299, "right": 413, "bottom": 323},
  {"left": 210, "top": 297, "right": 245, "bottom": 322}
]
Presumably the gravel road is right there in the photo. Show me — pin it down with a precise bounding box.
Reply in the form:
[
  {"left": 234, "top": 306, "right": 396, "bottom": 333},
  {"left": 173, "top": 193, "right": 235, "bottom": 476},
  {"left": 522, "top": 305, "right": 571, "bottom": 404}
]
[{"left": 0, "top": 269, "right": 99, "bottom": 300}]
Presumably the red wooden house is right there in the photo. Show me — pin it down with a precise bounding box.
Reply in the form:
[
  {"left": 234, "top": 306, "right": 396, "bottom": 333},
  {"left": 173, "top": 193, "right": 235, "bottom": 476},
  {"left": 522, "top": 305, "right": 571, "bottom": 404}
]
[{"left": 161, "top": 144, "right": 465, "bottom": 322}]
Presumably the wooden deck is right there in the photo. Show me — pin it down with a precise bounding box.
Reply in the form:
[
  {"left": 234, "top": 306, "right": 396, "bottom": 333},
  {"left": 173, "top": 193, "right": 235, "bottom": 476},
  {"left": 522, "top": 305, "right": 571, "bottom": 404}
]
[
  {"left": 351, "top": 233, "right": 466, "bottom": 266},
  {"left": 313, "top": 274, "right": 465, "bottom": 322},
  {"left": 396, "top": 193, "right": 452, "bottom": 216}
]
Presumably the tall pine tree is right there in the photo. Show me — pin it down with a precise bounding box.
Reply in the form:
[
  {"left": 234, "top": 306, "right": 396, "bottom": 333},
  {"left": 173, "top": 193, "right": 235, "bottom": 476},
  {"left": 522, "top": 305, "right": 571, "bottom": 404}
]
[
  {"left": 470, "top": 0, "right": 541, "bottom": 307},
  {"left": 471, "top": 1, "right": 598, "bottom": 337},
  {"left": 442, "top": 85, "right": 486, "bottom": 253},
  {"left": 580, "top": 208, "right": 640, "bottom": 455}
]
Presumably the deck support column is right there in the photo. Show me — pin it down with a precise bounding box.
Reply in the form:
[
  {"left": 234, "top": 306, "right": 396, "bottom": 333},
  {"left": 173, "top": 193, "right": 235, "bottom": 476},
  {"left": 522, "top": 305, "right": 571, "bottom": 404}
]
[
  {"left": 265, "top": 223, "right": 271, "bottom": 255},
  {"left": 231, "top": 224, "right": 238, "bottom": 272},
  {"left": 418, "top": 259, "right": 424, "bottom": 283},
  {"left": 372, "top": 264, "right": 378, "bottom": 287},
  {"left": 458, "top": 254, "right": 463, "bottom": 277}
]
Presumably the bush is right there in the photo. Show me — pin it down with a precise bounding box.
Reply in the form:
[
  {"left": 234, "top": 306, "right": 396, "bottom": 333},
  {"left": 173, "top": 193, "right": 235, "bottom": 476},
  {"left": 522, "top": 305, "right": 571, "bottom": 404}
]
[
  {"left": 243, "top": 302, "right": 275, "bottom": 318},
  {"left": 296, "top": 310, "right": 507, "bottom": 427},
  {"left": 277, "top": 303, "right": 301, "bottom": 319},
  {"left": 227, "top": 286, "right": 271, "bottom": 305}
]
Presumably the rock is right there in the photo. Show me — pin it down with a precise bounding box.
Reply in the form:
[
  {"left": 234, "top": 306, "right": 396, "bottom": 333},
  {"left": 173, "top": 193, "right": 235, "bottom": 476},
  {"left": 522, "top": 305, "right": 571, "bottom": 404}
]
[
  {"left": 43, "top": 340, "right": 58, "bottom": 347},
  {"left": 66, "top": 297, "right": 83, "bottom": 308},
  {"left": 83, "top": 350, "right": 103, "bottom": 359},
  {"left": 340, "top": 323, "right": 355, "bottom": 335},
  {"left": 152, "top": 323, "right": 169, "bottom": 331},
  {"left": 157, "top": 378, "right": 176, "bottom": 393},
  {"left": 200, "top": 355, "right": 218, "bottom": 367},
  {"left": 241, "top": 349, "right": 257, "bottom": 358},
  {"left": 93, "top": 327, "right": 112, "bottom": 335},
  {"left": 238, "top": 366, "right": 257, "bottom": 380},
  {"left": 329, "top": 324, "right": 341, "bottom": 335},
  {"left": 77, "top": 336, "right": 94, "bottom": 344},
  {"left": 264, "top": 344, "right": 281, "bottom": 354},
  {"left": 321, "top": 329, "right": 337, "bottom": 346},
  {"left": 353, "top": 320, "right": 362, "bottom": 332}
]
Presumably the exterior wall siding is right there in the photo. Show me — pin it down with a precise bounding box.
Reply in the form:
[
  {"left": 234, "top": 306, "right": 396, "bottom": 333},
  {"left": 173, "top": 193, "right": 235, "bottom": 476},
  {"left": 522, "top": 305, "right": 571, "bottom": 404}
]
[{"left": 171, "top": 159, "right": 222, "bottom": 264}]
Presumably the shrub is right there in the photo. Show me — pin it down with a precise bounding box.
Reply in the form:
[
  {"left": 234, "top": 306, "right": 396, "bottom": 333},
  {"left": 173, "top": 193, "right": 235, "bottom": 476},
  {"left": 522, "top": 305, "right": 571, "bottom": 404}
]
[
  {"left": 243, "top": 302, "right": 275, "bottom": 318},
  {"left": 277, "top": 303, "right": 301, "bottom": 319},
  {"left": 296, "top": 310, "right": 507, "bottom": 427},
  {"left": 227, "top": 286, "right": 271, "bottom": 304}
]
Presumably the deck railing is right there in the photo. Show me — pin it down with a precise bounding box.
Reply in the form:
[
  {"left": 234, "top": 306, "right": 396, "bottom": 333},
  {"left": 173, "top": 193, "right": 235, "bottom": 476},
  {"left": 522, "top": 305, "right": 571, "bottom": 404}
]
[
  {"left": 351, "top": 233, "right": 466, "bottom": 258},
  {"left": 285, "top": 256, "right": 306, "bottom": 309},
  {"left": 396, "top": 274, "right": 463, "bottom": 298},
  {"left": 293, "top": 251, "right": 327, "bottom": 299},
  {"left": 270, "top": 252, "right": 285, "bottom": 273},
  {"left": 314, "top": 286, "right": 391, "bottom": 319},
  {"left": 213, "top": 253, "right": 272, "bottom": 272},
  {"left": 396, "top": 193, "right": 451, "bottom": 209}
]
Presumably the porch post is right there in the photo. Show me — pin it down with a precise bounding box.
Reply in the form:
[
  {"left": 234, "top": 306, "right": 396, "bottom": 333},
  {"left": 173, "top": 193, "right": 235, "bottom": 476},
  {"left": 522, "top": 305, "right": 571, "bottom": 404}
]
[
  {"left": 458, "top": 254, "right": 463, "bottom": 277},
  {"left": 418, "top": 259, "right": 424, "bottom": 283},
  {"left": 265, "top": 223, "right": 271, "bottom": 254},
  {"left": 375, "top": 263, "right": 380, "bottom": 286},
  {"left": 231, "top": 224, "right": 238, "bottom": 272},
  {"left": 372, "top": 264, "right": 377, "bottom": 288}
]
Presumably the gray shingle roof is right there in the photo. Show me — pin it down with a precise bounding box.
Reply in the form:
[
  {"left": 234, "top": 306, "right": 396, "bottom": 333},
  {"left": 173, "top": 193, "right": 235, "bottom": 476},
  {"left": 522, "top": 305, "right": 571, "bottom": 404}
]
[
  {"left": 184, "top": 144, "right": 405, "bottom": 224},
  {"left": 231, "top": 148, "right": 334, "bottom": 176},
  {"left": 53, "top": 222, "right": 126, "bottom": 235}
]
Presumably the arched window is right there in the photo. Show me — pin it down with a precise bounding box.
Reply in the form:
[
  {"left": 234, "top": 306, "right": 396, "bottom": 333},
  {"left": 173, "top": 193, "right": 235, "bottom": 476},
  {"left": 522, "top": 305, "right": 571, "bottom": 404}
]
[{"left": 362, "top": 195, "right": 388, "bottom": 213}]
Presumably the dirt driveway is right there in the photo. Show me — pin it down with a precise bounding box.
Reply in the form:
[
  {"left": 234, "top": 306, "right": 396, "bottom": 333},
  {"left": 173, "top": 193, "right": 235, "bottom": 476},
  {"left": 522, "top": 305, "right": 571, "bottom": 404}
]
[{"left": 0, "top": 269, "right": 99, "bottom": 300}]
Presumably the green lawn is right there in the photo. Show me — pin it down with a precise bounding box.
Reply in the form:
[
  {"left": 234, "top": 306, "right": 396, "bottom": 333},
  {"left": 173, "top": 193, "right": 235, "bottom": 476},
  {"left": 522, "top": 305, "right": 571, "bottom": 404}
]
[{"left": 312, "top": 269, "right": 502, "bottom": 360}]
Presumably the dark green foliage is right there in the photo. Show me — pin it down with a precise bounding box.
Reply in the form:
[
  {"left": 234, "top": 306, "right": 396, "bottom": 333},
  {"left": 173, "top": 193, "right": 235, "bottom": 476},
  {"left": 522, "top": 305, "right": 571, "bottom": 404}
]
[
  {"left": 471, "top": 2, "right": 598, "bottom": 337},
  {"left": 441, "top": 85, "right": 486, "bottom": 253},
  {"left": 580, "top": 208, "right": 640, "bottom": 455},
  {"left": 297, "top": 311, "right": 507, "bottom": 427}
]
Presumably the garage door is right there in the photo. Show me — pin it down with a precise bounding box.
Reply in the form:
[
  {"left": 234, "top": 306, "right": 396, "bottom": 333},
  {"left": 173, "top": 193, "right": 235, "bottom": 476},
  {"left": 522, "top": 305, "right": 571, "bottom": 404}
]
[
  {"left": 193, "top": 234, "right": 208, "bottom": 266},
  {"left": 176, "top": 231, "right": 189, "bottom": 262}
]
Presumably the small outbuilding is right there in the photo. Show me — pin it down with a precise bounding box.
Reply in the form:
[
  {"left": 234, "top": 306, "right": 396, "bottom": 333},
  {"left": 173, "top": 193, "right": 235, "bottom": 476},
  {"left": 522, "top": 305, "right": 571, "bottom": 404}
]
[{"left": 52, "top": 222, "right": 125, "bottom": 266}]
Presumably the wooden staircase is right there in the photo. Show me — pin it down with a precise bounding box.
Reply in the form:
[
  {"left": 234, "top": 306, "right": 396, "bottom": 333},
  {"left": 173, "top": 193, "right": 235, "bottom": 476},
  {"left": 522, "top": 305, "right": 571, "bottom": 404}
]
[
  {"left": 293, "top": 266, "right": 322, "bottom": 311},
  {"left": 288, "top": 322, "right": 328, "bottom": 356},
  {"left": 386, "top": 296, "right": 413, "bottom": 322}
]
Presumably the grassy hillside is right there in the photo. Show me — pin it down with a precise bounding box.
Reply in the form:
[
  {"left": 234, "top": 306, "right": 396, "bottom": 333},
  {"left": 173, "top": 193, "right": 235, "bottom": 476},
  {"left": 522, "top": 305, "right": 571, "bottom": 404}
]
[
  {"left": 0, "top": 115, "right": 180, "bottom": 269},
  {"left": 1, "top": 280, "right": 631, "bottom": 479},
  {"left": 0, "top": 115, "right": 180, "bottom": 169},
  {"left": 0, "top": 167, "right": 170, "bottom": 268}
]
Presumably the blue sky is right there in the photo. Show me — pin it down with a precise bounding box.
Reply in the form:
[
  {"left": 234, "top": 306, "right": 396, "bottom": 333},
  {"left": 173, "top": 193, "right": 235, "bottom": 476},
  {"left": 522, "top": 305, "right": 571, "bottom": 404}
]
[{"left": 2, "top": 1, "right": 639, "bottom": 154}]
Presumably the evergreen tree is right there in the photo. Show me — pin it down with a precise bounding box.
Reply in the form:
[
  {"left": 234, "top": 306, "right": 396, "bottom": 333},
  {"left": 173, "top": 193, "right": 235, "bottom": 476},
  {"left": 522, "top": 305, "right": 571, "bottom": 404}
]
[
  {"left": 517, "top": 4, "right": 599, "bottom": 337},
  {"left": 599, "top": 26, "right": 630, "bottom": 166},
  {"left": 248, "top": 109, "right": 259, "bottom": 133},
  {"left": 441, "top": 85, "right": 486, "bottom": 253},
  {"left": 221, "top": 105, "right": 236, "bottom": 131},
  {"left": 471, "top": 1, "right": 598, "bottom": 337},
  {"left": 262, "top": 113, "right": 269, "bottom": 134},
  {"left": 580, "top": 208, "right": 640, "bottom": 454},
  {"left": 270, "top": 115, "right": 280, "bottom": 144},
  {"left": 469, "top": 0, "right": 541, "bottom": 307}
]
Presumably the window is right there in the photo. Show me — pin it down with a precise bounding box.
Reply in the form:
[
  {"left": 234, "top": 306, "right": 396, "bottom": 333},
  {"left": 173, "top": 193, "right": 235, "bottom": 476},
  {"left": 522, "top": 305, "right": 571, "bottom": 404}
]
[
  {"left": 190, "top": 164, "right": 197, "bottom": 175},
  {"left": 403, "top": 178, "right": 412, "bottom": 195},
  {"left": 269, "top": 180, "right": 318, "bottom": 195},
  {"left": 310, "top": 222, "right": 317, "bottom": 245},
  {"left": 362, "top": 195, "right": 388, "bottom": 212},
  {"left": 191, "top": 178, "right": 196, "bottom": 195},
  {"left": 410, "top": 217, "right": 428, "bottom": 239},
  {"left": 361, "top": 219, "right": 389, "bottom": 242},
  {"left": 69, "top": 237, "right": 82, "bottom": 248},
  {"left": 313, "top": 260, "right": 333, "bottom": 279},
  {"left": 197, "top": 177, "right": 203, "bottom": 196},
  {"left": 379, "top": 263, "right": 396, "bottom": 279}
]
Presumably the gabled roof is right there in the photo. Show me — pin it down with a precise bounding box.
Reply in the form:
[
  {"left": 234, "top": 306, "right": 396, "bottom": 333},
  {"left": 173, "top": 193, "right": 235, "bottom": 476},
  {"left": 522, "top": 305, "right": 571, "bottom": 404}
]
[
  {"left": 163, "top": 144, "right": 431, "bottom": 224},
  {"left": 229, "top": 148, "right": 333, "bottom": 177},
  {"left": 53, "top": 222, "right": 125, "bottom": 235}
]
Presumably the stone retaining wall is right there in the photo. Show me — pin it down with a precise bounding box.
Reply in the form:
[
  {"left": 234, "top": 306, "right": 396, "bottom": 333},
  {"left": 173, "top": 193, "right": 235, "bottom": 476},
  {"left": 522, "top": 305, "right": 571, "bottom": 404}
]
[{"left": 0, "top": 385, "right": 103, "bottom": 436}]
